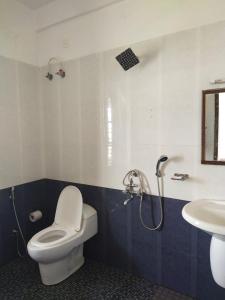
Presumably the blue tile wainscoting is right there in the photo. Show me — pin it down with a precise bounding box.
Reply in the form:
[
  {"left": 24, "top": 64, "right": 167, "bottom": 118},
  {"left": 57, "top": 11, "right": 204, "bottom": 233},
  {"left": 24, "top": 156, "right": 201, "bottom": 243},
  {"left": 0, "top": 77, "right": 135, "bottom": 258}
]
[
  {"left": 0, "top": 178, "right": 225, "bottom": 300},
  {"left": 0, "top": 180, "right": 49, "bottom": 265}
]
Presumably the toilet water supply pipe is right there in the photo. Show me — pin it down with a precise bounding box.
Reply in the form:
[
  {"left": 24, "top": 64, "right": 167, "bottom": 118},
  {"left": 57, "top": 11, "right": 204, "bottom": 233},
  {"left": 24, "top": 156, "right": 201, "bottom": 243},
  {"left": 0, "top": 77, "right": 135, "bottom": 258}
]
[{"left": 11, "top": 187, "right": 27, "bottom": 257}]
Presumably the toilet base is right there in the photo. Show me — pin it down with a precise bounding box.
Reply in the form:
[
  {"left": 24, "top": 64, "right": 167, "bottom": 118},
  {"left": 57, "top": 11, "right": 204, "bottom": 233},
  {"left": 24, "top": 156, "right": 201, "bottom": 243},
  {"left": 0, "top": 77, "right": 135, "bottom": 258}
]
[{"left": 39, "top": 244, "right": 84, "bottom": 285}]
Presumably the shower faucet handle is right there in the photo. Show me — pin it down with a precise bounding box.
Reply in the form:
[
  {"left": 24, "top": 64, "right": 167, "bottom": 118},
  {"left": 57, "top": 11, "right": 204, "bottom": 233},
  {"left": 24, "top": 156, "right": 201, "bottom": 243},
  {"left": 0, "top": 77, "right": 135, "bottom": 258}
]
[
  {"left": 124, "top": 184, "right": 139, "bottom": 194},
  {"left": 125, "top": 183, "right": 138, "bottom": 189}
]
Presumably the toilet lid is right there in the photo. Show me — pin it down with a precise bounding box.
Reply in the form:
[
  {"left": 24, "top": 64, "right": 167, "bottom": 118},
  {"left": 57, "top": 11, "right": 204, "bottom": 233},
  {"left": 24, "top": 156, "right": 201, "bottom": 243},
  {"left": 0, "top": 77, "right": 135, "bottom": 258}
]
[{"left": 54, "top": 186, "right": 83, "bottom": 231}]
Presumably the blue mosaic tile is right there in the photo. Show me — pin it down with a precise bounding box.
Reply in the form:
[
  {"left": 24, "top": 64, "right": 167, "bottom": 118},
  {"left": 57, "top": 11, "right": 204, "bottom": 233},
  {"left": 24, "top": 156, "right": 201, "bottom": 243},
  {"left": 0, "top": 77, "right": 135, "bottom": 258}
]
[
  {"left": 0, "top": 258, "right": 153, "bottom": 300},
  {"left": 0, "top": 180, "right": 49, "bottom": 266}
]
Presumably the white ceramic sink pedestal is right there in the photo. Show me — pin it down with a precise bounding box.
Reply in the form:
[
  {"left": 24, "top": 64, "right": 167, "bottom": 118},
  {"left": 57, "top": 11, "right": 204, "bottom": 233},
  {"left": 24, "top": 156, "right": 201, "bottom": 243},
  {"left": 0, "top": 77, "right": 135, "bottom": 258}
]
[{"left": 182, "top": 199, "right": 225, "bottom": 288}]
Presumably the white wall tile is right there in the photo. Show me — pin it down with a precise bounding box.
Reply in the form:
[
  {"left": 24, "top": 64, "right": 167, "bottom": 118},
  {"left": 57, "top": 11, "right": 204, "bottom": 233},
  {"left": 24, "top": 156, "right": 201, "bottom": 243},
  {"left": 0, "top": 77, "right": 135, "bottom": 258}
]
[
  {"left": 160, "top": 30, "right": 199, "bottom": 148},
  {"left": 41, "top": 21, "right": 225, "bottom": 201},
  {"left": 77, "top": 54, "right": 105, "bottom": 186},
  {"left": 17, "top": 62, "right": 43, "bottom": 182},
  {"left": 199, "top": 22, "right": 225, "bottom": 89},
  {"left": 41, "top": 68, "right": 61, "bottom": 180},
  {"left": 0, "top": 56, "right": 43, "bottom": 188},
  {"left": 0, "top": 57, "right": 22, "bottom": 187},
  {"left": 59, "top": 59, "right": 82, "bottom": 183}
]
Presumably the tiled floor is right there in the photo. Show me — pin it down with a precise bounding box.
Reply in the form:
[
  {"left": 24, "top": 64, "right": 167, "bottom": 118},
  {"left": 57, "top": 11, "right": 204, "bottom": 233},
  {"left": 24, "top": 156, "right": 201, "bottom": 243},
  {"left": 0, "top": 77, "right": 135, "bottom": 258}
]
[
  {"left": 152, "top": 286, "right": 193, "bottom": 300},
  {"left": 0, "top": 258, "right": 193, "bottom": 300}
]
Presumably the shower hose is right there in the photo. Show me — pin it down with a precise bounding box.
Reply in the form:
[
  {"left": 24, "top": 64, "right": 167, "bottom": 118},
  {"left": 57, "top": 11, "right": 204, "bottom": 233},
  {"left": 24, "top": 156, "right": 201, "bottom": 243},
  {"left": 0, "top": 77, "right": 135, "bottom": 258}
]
[{"left": 123, "top": 170, "right": 163, "bottom": 231}]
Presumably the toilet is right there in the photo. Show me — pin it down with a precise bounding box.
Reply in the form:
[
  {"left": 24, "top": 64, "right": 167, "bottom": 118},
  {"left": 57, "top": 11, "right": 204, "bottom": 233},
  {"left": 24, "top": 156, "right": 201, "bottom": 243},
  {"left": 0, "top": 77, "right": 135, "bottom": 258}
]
[{"left": 27, "top": 185, "right": 97, "bottom": 285}]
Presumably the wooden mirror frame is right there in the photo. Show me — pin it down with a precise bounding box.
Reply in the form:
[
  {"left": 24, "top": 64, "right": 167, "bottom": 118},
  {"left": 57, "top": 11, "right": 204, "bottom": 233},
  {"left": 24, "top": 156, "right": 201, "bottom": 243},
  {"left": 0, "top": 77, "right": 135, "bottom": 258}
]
[{"left": 201, "top": 88, "right": 225, "bottom": 165}]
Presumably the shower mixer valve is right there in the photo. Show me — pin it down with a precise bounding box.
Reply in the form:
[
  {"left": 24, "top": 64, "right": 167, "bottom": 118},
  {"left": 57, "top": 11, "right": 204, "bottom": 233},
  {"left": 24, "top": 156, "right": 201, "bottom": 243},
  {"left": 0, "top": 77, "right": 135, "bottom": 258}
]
[
  {"left": 123, "top": 178, "right": 139, "bottom": 194},
  {"left": 122, "top": 155, "right": 168, "bottom": 231},
  {"left": 122, "top": 170, "right": 142, "bottom": 205}
]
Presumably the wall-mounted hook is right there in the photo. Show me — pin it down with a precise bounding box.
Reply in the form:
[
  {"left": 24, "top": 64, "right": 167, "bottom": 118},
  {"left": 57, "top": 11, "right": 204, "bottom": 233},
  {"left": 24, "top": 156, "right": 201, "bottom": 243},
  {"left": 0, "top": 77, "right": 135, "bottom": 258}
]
[
  {"left": 45, "top": 72, "right": 53, "bottom": 80},
  {"left": 55, "top": 69, "right": 65, "bottom": 78}
]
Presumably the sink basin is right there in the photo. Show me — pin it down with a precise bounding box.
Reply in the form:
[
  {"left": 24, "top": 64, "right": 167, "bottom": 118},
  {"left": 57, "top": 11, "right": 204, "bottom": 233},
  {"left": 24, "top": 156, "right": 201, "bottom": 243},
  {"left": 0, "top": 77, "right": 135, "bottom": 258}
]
[
  {"left": 182, "top": 199, "right": 225, "bottom": 236},
  {"left": 182, "top": 199, "right": 225, "bottom": 288}
]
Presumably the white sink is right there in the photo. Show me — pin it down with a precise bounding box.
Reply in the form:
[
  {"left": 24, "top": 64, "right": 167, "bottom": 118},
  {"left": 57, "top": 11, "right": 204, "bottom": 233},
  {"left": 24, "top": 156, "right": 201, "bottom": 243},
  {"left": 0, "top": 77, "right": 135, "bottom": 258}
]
[
  {"left": 182, "top": 199, "right": 225, "bottom": 288},
  {"left": 182, "top": 199, "right": 225, "bottom": 235}
]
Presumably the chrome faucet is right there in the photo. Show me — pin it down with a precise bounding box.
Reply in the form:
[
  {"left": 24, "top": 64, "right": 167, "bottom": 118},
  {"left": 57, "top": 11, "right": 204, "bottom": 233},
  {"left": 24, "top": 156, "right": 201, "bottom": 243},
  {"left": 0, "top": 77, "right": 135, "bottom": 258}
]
[
  {"left": 123, "top": 194, "right": 134, "bottom": 205},
  {"left": 122, "top": 170, "right": 142, "bottom": 205}
]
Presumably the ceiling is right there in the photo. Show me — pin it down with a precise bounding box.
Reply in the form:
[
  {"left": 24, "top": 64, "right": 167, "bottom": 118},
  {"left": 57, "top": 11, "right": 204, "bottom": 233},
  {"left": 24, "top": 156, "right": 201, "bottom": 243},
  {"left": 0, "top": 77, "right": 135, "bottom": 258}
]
[{"left": 16, "top": 0, "right": 56, "bottom": 9}]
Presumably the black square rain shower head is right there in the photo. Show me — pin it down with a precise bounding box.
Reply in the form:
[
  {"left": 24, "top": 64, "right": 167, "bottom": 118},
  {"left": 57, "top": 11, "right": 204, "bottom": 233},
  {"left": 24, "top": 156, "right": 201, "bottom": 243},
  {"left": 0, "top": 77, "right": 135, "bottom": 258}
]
[{"left": 116, "top": 48, "right": 140, "bottom": 71}]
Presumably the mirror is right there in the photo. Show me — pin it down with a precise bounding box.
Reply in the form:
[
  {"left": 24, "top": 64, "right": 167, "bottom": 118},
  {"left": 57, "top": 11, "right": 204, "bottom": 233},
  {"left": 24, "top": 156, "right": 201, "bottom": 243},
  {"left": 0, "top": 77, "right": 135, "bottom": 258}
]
[{"left": 202, "top": 88, "right": 225, "bottom": 165}]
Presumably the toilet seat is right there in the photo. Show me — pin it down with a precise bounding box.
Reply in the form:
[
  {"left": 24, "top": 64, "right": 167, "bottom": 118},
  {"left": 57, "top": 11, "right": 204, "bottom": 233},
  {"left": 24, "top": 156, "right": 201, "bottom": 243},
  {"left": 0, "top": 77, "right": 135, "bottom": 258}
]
[
  {"left": 30, "top": 225, "right": 77, "bottom": 248},
  {"left": 55, "top": 186, "right": 83, "bottom": 231}
]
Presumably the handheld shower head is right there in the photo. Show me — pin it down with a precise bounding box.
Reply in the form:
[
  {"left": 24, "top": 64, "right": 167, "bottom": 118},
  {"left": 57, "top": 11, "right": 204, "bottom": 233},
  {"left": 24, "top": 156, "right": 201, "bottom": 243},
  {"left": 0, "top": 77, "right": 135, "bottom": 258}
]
[
  {"left": 156, "top": 155, "right": 168, "bottom": 177},
  {"left": 159, "top": 155, "right": 168, "bottom": 163}
]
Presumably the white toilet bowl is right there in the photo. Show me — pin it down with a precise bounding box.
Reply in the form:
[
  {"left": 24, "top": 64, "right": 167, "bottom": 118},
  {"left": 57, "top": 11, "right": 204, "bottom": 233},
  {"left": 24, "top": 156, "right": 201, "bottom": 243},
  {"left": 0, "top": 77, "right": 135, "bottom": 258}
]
[{"left": 27, "top": 186, "right": 97, "bottom": 285}]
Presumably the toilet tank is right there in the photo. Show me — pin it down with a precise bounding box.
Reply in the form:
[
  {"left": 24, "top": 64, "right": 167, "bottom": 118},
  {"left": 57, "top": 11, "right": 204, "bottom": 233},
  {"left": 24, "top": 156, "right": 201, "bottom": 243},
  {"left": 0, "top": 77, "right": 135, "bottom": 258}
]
[
  {"left": 82, "top": 204, "right": 98, "bottom": 240},
  {"left": 83, "top": 204, "right": 96, "bottom": 219}
]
